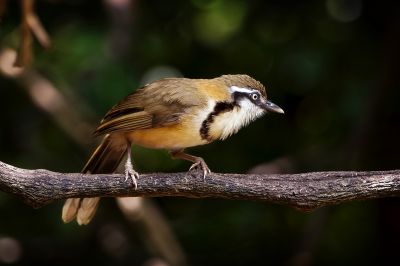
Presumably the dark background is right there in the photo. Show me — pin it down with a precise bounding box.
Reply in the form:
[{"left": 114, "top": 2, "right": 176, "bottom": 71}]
[{"left": 0, "top": 0, "right": 399, "bottom": 265}]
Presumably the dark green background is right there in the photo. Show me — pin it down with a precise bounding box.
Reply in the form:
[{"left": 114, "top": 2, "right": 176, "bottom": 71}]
[{"left": 1, "top": 0, "right": 399, "bottom": 265}]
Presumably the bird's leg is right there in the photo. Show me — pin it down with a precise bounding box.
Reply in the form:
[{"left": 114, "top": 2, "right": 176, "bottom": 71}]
[
  {"left": 125, "top": 148, "right": 139, "bottom": 189},
  {"left": 170, "top": 149, "right": 211, "bottom": 179}
]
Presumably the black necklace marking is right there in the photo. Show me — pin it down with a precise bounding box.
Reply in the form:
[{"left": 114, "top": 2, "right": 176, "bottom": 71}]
[{"left": 200, "top": 101, "right": 237, "bottom": 141}]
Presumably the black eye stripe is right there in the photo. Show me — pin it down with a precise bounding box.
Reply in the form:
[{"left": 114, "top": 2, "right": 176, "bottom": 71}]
[
  {"left": 232, "top": 91, "right": 247, "bottom": 101},
  {"left": 232, "top": 91, "right": 261, "bottom": 102}
]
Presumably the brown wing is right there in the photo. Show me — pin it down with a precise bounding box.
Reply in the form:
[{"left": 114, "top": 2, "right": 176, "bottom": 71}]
[{"left": 93, "top": 78, "right": 207, "bottom": 136}]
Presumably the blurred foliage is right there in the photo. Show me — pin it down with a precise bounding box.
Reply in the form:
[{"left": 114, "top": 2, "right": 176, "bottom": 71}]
[{"left": 1, "top": 0, "right": 400, "bottom": 265}]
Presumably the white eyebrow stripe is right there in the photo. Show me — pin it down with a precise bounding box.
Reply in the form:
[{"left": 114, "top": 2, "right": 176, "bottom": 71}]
[{"left": 229, "top": 86, "right": 255, "bottom": 94}]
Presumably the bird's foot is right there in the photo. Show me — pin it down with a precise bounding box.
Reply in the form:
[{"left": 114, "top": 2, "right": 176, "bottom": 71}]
[
  {"left": 189, "top": 158, "right": 211, "bottom": 179},
  {"left": 125, "top": 159, "right": 139, "bottom": 189},
  {"left": 169, "top": 149, "right": 211, "bottom": 180}
]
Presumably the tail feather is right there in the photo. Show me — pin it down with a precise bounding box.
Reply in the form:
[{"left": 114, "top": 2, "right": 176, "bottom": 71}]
[
  {"left": 62, "top": 134, "right": 128, "bottom": 224},
  {"left": 77, "top": 198, "right": 101, "bottom": 225},
  {"left": 62, "top": 198, "right": 81, "bottom": 223}
]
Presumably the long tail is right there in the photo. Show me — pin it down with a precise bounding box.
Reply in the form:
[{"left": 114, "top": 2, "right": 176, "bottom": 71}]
[{"left": 62, "top": 134, "right": 128, "bottom": 225}]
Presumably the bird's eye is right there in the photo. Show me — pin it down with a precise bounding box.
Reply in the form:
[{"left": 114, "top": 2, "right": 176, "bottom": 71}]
[{"left": 251, "top": 93, "right": 259, "bottom": 100}]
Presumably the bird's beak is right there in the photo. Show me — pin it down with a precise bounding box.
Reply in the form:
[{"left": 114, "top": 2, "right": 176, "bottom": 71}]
[{"left": 262, "top": 100, "right": 284, "bottom": 114}]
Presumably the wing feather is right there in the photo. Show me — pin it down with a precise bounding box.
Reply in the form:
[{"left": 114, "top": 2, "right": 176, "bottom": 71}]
[
  {"left": 94, "top": 111, "right": 152, "bottom": 136},
  {"left": 94, "top": 78, "right": 208, "bottom": 136}
]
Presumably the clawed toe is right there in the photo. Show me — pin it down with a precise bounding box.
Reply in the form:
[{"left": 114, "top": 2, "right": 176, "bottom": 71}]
[
  {"left": 125, "top": 154, "right": 139, "bottom": 189},
  {"left": 125, "top": 169, "right": 139, "bottom": 189},
  {"left": 169, "top": 150, "right": 211, "bottom": 180},
  {"left": 189, "top": 159, "right": 211, "bottom": 179}
]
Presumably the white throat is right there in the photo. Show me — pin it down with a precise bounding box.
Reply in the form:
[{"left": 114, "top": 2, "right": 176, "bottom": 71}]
[
  {"left": 210, "top": 97, "right": 265, "bottom": 141},
  {"left": 220, "top": 98, "right": 265, "bottom": 140}
]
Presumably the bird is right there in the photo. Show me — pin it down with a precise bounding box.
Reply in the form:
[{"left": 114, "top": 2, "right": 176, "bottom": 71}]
[{"left": 62, "top": 74, "right": 284, "bottom": 225}]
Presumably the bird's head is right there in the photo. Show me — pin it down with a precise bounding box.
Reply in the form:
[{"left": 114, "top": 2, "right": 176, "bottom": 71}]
[{"left": 217, "top": 74, "right": 284, "bottom": 114}]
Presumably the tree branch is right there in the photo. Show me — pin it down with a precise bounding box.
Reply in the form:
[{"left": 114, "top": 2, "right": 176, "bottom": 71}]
[{"left": 0, "top": 160, "right": 399, "bottom": 210}]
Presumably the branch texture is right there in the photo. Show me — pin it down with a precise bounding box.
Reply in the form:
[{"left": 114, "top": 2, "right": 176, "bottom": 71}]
[{"left": 0, "top": 160, "right": 399, "bottom": 210}]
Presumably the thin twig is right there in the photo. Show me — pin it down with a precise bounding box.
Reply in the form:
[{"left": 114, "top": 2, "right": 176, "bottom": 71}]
[
  {"left": 15, "top": 0, "right": 34, "bottom": 67},
  {"left": 26, "top": 11, "right": 51, "bottom": 48},
  {"left": 14, "top": 0, "right": 51, "bottom": 67},
  {"left": 0, "top": 0, "right": 7, "bottom": 22}
]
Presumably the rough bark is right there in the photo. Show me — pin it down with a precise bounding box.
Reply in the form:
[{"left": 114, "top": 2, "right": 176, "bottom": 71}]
[{"left": 0, "top": 160, "right": 399, "bottom": 211}]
